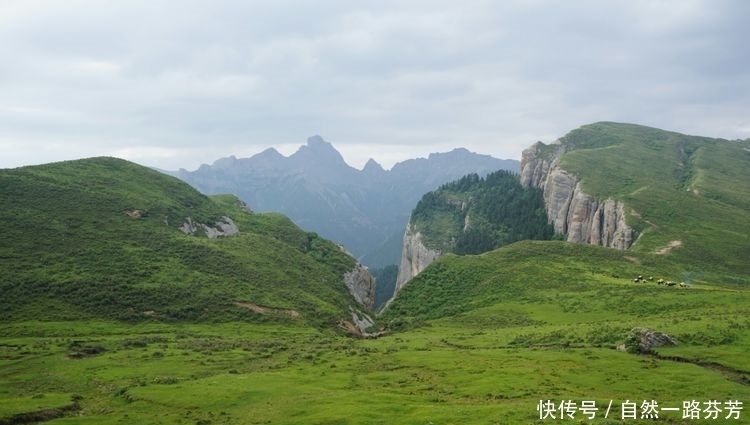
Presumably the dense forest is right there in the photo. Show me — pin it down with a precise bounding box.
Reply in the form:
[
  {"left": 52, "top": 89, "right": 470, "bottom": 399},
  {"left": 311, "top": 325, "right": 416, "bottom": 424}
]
[{"left": 411, "top": 170, "right": 556, "bottom": 254}]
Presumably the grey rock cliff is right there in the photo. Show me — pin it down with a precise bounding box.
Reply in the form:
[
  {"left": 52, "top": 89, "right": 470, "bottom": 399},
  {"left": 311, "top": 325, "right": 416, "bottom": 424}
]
[
  {"left": 344, "top": 263, "right": 376, "bottom": 310},
  {"left": 391, "top": 222, "right": 441, "bottom": 300},
  {"left": 520, "top": 141, "right": 634, "bottom": 249}
]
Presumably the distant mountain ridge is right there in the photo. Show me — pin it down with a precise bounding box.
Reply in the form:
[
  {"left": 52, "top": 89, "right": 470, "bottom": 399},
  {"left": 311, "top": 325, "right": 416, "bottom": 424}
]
[{"left": 173, "top": 137, "right": 519, "bottom": 266}]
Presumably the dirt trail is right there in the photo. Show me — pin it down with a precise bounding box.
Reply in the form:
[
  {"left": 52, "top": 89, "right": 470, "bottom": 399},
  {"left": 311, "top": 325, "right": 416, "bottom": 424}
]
[
  {"left": 655, "top": 240, "right": 682, "bottom": 255},
  {"left": 234, "top": 301, "right": 300, "bottom": 319}
]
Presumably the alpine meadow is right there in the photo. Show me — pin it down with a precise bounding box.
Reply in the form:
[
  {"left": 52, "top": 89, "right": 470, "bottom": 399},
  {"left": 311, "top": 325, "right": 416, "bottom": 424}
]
[{"left": 2, "top": 123, "right": 750, "bottom": 425}]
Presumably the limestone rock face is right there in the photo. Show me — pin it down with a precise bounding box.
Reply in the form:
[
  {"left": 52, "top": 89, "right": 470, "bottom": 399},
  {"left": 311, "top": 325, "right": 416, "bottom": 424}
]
[
  {"left": 343, "top": 263, "right": 376, "bottom": 310},
  {"left": 520, "top": 142, "right": 634, "bottom": 249},
  {"left": 519, "top": 142, "right": 566, "bottom": 189},
  {"left": 393, "top": 222, "right": 441, "bottom": 299}
]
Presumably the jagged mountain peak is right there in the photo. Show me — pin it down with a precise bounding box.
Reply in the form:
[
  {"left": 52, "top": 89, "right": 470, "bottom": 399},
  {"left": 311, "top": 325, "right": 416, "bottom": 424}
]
[
  {"left": 292, "top": 135, "right": 348, "bottom": 166},
  {"left": 306, "top": 134, "right": 328, "bottom": 147},
  {"left": 172, "top": 138, "right": 520, "bottom": 263},
  {"left": 427, "top": 147, "right": 492, "bottom": 161},
  {"left": 363, "top": 158, "right": 385, "bottom": 173},
  {"left": 210, "top": 155, "right": 238, "bottom": 169},
  {"left": 258, "top": 147, "right": 283, "bottom": 157}
]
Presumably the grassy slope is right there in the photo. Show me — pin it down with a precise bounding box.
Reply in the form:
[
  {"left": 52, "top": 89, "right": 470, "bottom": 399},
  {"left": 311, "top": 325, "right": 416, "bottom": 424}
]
[
  {"left": 0, "top": 157, "right": 357, "bottom": 325},
  {"left": 2, "top": 241, "right": 749, "bottom": 424},
  {"left": 2, "top": 122, "right": 750, "bottom": 424},
  {"left": 557, "top": 122, "right": 750, "bottom": 281}
]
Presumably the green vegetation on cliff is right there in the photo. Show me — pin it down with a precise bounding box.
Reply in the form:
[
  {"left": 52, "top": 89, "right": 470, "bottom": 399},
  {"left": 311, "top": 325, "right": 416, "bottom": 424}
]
[{"left": 411, "top": 169, "right": 555, "bottom": 254}]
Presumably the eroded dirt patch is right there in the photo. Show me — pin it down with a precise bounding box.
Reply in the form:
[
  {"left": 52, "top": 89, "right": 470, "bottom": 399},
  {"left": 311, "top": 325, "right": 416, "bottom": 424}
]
[{"left": 655, "top": 240, "right": 682, "bottom": 255}]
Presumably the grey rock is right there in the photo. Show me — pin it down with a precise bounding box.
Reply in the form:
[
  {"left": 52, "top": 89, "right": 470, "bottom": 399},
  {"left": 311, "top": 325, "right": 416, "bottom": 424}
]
[
  {"left": 179, "top": 216, "right": 239, "bottom": 238},
  {"left": 620, "top": 327, "right": 678, "bottom": 353},
  {"left": 520, "top": 141, "right": 634, "bottom": 249},
  {"left": 343, "top": 263, "right": 376, "bottom": 310},
  {"left": 391, "top": 222, "right": 441, "bottom": 301}
]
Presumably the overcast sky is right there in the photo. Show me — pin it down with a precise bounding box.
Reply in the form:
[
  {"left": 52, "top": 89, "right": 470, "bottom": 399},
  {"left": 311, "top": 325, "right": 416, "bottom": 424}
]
[{"left": 1, "top": 0, "right": 749, "bottom": 170}]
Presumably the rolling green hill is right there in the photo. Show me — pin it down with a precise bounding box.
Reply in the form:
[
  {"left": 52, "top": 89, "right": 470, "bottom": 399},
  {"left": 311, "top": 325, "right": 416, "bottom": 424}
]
[
  {"left": 2, "top": 124, "right": 749, "bottom": 424},
  {"left": 0, "top": 157, "right": 362, "bottom": 326},
  {"left": 382, "top": 240, "right": 750, "bottom": 326},
  {"left": 557, "top": 122, "right": 750, "bottom": 280},
  {"left": 376, "top": 123, "right": 750, "bottom": 422}
]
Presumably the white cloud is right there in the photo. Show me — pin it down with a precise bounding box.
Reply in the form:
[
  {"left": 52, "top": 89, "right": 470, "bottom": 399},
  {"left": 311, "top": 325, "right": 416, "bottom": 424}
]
[{"left": 0, "top": 0, "right": 748, "bottom": 169}]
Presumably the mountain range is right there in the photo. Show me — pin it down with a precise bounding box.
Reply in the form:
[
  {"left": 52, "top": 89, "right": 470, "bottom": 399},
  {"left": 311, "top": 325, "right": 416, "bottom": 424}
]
[{"left": 172, "top": 136, "right": 519, "bottom": 267}]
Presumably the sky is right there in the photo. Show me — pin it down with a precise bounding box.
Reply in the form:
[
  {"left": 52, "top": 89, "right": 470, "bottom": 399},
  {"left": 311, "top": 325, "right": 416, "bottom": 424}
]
[{"left": 1, "top": 0, "right": 749, "bottom": 171}]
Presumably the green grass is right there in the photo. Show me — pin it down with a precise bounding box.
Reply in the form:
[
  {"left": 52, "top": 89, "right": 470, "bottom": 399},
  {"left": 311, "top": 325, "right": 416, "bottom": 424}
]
[
  {"left": 2, "top": 240, "right": 749, "bottom": 424},
  {"left": 0, "top": 157, "right": 359, "bottom": 326},
  {"left": 2, "top": 125, "right": 749, "bottom": 424},
  {"left": 554, "top": 122, "right": 750, "bottom": 281}
]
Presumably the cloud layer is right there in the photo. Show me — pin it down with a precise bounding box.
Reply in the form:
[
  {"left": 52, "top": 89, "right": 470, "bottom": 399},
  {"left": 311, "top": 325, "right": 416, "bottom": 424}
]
[{"left": 1, "top": 0, "right": 748, "bottom": 169}]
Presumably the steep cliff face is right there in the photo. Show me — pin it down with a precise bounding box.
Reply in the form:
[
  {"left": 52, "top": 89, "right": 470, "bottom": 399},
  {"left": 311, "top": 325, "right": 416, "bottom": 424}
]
[
  {"left": 343, "top": 263, "right": 376, "bottom": 310},
  {"left": 393, "top": 222, "right": 441, "bottom": 299},
  {"left": 520, "top": 142, "right": 634, "bottom": 249}
]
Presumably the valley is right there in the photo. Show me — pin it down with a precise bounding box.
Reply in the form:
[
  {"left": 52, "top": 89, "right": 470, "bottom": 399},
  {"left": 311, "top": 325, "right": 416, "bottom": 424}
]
[
  {"left": 3, "top": 247, "right": 750, "bottom": 424},
  {"left": 1, "top": 122, "right": 749, "bottom": 424}
]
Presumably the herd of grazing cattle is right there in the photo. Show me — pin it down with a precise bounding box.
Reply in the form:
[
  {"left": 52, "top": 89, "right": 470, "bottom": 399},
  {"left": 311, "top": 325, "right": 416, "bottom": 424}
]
[{"left": 631, "top": 275, "right": 689, "bottom": 288}]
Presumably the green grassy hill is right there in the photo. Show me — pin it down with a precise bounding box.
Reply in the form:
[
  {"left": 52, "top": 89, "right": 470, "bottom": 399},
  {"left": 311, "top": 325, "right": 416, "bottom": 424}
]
[
  {"left": 382, "top": 240, "right": 750, "bottom": 326},
  {"left": 0, "top": 157, "right": 360, "bottom": 326},
  {"left": 558, "top": 122, "right": 750, "bottom": 281},
  {"left": 2, "top": 124, "right": 749, "bottom": 424},
  {"left": 3, "top": 241, "right": 749, "bottom": 424}
]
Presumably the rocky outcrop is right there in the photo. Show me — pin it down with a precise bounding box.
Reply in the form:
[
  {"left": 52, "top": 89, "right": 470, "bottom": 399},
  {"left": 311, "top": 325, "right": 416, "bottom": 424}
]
[
  {"left": 344, "top": 263, "right": 376, "bottom": 310},
  {"left": 520, "top": 142, "right": 634, "bottom": 249},
  {"left": 392, "top": 222, "right": 441, "bottom": 300},
  {"left": 179, "top": 216, "right": 239, "bottom": 238},
  {"left": 519, "top": 142, "right": 567, "bottom": 189},
  {"left": 619, "top": 327, "right": 678, "bottom": 353},
  {"left": 338, "top": 307, "right": 388, "bottom": 338}
]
